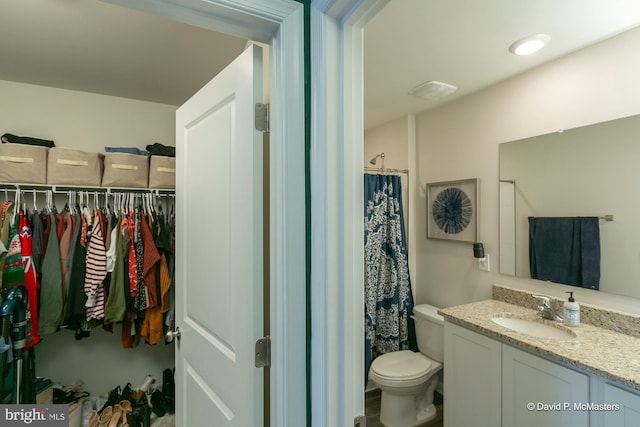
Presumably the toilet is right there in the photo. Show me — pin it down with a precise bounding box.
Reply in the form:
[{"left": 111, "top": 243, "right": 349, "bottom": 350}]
[{"left": 369, "top": 304, "right": 444, "bottom": 427}]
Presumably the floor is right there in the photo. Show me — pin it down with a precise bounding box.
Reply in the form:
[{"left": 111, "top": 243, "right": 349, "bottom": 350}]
[{"left": 365, "top": 389, "right": 443, "bottom": 427}]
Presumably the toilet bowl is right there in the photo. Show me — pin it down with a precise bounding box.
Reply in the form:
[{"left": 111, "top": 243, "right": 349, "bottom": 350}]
[
  {"left": 369, "top": 350, "right": 441, "bottom": 427},
  {"left": 368, "top": 304, "right": 444, "bottom": 427}
]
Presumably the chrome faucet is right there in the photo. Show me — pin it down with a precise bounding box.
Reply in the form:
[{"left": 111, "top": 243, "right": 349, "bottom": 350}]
[{"left": 532, "top": 294, "right": 563, "bottom": 322}]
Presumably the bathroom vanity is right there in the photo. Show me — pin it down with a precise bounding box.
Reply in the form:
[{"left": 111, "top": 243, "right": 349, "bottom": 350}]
[{"left": 439, "top": 287, "right": 640, "bottom": 427}]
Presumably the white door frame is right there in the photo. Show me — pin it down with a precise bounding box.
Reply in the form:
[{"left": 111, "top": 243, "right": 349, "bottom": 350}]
[
  {"left": 101, "top": 0, "right": 386, "bottom": 425},
  {"left": 309, "top": 1, "right": 389, "bottom": 425}
]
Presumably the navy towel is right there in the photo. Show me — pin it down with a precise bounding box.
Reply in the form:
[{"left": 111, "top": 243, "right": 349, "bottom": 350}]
[{"left": 529, "top": 217, "right": 600, "bottom": 290}]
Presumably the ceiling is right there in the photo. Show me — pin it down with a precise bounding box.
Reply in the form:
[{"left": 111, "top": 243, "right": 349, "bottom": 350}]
[
  {"left": 2, "top": 1, "right": 640, "bottom": 130},
  {"left": 364, "top": 0, "right": 640, "bottom": 129},
  {"left": 0, "top": 0, "right": 247, "bottom": 106}
]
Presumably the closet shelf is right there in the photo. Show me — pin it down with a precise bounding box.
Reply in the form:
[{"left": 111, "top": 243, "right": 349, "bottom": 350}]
[{"left": 0, "top": 183, "right": 175, "bottom": 195}]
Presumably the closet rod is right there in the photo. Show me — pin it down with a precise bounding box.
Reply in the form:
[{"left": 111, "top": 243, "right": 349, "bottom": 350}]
[{"left": 0, "top": 183, "right": 174, "bottom": 195}]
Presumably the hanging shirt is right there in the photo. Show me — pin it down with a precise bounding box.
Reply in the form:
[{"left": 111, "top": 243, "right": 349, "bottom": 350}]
[
  {"left": 30, "top": 211, "right": 44, "bottom": 279},
  {"left": 126, "top": 214, "right": 138, "bottom": 298},
  {"left": 3, "top": 210, "right": 24, "bottom": 289},
  {"left": 58, "top": 209, "right": 74, "bottom": 324},
  {"left": 104, "top": 214, "right": 128, "bottom": 323},
  {"left": 19, "top": 212, "right": 42, "bottom": 349},
  {"left": 0, "top": 201, "right": 14, "bottom": 288},
  {"left": 140, "top": 212, "right": 160, "bottom": 309},
  {"left": 65, "top": 212, "right": 88, "bottom": 330},
  {"left": 39, "top": 210, "right": 64, "bottom": 335},
  {"left": 85, "top": 210, "right": 107, "bottom": 321},
  {"left": 134, "top": 209, "right": 148, "bottom": 311}
]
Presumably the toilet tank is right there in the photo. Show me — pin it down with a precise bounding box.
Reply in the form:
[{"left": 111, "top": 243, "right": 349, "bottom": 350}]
[{"left": 412, "top": 304, "right": 444, "bottom": 363}]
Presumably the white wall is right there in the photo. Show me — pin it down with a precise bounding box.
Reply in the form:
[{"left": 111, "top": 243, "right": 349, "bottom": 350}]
[
  {"left": 0, "top": 79, "right": 176, "bottom": 394},
  {"left": 364, "top": 115, "right": 408, "bottom": 170},
  {"left": 0, "top": 80, "right": 176, "bottom": 151},
  {"left": 413, "top": 25, "right": 640, "bottom": 314}
]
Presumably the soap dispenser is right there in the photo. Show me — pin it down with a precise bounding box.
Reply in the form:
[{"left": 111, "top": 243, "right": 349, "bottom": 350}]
[{"left": 563, "top": 291, "right": 580, "bottom": 326}]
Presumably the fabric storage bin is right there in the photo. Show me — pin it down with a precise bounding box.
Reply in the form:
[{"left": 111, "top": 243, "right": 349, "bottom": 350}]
[
  {"left": 148, "top": 155, "right": 176, "bottom": 188},
  {"left": 0, "top": 143, "right": 48, "bottom": 184},
  {"left": 47, "top": 147, "right": 104, "bottom": 186},
  {"left": 36, "top": 385, "right": 53, "bottom": 404},
  {"left": 101, "top": 152, "right": 149, "bottom": 188}
]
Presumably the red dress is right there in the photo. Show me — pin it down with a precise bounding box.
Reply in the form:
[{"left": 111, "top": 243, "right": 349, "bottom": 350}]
[{"left": 19, "top": 212, "right": 42, "bottom": 349}]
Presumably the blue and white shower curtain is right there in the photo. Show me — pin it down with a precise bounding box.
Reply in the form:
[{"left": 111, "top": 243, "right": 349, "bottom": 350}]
[{"left": 364, "top": 173, "right": 415, "bottom": 384}]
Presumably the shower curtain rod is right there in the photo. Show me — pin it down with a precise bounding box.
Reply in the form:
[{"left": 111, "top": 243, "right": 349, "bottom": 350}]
[{"left": 364, "top": 167, "right": 409, "bottom": 175}]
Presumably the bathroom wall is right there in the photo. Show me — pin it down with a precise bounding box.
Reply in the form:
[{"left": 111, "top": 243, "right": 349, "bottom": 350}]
[
  {"left": 412, "top": 25, "right": 640, "bottom": 314},
  {"left": 364, "top": 115, "right": 409, "bottom": 171},
  {"left": 0, "top": 79, "right": 176, "bottom": 393}
]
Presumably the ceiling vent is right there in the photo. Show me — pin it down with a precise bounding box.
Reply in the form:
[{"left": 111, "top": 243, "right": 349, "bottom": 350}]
[{"left": 409, "top": 80, "right": 457, "bottom": 101}]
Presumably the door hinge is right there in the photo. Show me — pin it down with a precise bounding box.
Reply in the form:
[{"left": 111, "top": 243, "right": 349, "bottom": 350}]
[
  {"left": 254, "top": 103, "right": 270, "bottom": 133},
  {"left": 255, "top": 336, "right": 271, "bottom": 368},
  {"left": 354, "top": 415, "right": 366, "bottom": 427}
]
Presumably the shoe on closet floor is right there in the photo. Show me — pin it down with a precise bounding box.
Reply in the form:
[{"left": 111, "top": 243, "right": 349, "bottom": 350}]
[
  {"left": 150, "top": 389, "right": 166, "bottom": 417},
  {"left": 99, "top": 386, "right": 121, "bottom": 415},
  {"left": 130, "top": 374, "right": 155, "bottom": 406},
  {"left": 126, "top": 404, "right": 151, "bottom": 427},
  {"left": 120, "top": 383, "right": 134, "bottom": 402},
  {"left": 108, "top": 401, "right": 133, "bottom": 427},
  {"left": 162, "top": 368, "right": 175, "bottom": 414},
  {"left": 98, "top": 406, "right": 113, "bottom": 427},
  {"left": 87, "top": 410, "right": 99, "bottom": 427},
  {"left": 138, "top": 374, "right": 156, "bottom": 394}
]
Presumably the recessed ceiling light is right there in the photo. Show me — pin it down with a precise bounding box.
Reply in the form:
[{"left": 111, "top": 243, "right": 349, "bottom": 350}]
[
  {"left": 509, "top": 34, "right": 550, "bottom": 56},
  {"left": 409, "top": 80, "right": 457, "bottom": 100}
]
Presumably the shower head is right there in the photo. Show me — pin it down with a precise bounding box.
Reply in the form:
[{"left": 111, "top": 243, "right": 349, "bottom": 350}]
[{"left": 369, "top": 152, "right": 385, "bottom": 165}]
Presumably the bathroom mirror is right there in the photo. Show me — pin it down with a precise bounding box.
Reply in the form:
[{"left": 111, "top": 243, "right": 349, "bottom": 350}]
[{"left": 499, "top": 113, "right": 640, "bottom": 299}]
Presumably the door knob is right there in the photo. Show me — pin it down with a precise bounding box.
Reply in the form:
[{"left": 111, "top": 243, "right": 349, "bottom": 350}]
[{"left": 165, "top": 327, "right": 181, "bottom": 342}]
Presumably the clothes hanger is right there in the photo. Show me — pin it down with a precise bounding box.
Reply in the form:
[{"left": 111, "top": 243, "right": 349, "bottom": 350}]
[
  {"left": 104, "top": 192, "right": 111, "bottom": 215},
  {"left": 147, "top": 193, "right": 154, "bottom": 214},
  {"left": 45, "top": 191, "right": 51, "bottom": 214},
  {"left": 79, "top": 192, "right": 90, "bottom": 225},
  {"left": 93, "top": 192, "right": 99, "bottom": 212},
  {"left": 66, "top": 191, "right": 73, "bottom": 215},
  {"left": 11, "top": 188, "right": 20, "bottom": 224}
]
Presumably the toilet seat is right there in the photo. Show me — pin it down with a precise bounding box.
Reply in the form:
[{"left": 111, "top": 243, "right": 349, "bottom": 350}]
[{"left": 370, "top": 350, "right": 438, "bottom": 388}]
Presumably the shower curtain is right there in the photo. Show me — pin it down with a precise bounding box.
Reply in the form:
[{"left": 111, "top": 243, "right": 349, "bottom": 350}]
[{"left": 364, "top": 173, "right": 415, "bottom": 384}]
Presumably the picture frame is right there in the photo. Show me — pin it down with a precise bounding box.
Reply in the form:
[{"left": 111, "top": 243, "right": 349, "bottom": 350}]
[{"left": 426, "top": 178, "right": 479, "bottom": 243}]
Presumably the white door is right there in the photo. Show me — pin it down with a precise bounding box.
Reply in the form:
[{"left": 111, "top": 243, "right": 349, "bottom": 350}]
[{"left": 175, "top": 44, "right": 264, "bottom": 427}]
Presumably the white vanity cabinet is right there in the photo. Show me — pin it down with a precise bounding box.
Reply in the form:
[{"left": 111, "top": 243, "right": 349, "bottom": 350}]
[
  {"left": 441, "top": 298, "right": 640, "bottom": 427},
  {"left": 502, "top": 344, "right": 589, "bottom": 427},
  {"left": 591, "top": 378, "right": 640, "bottom": 426},
  {"left": 443, "top": 322, "right": 502, "bottom": 427},
  {"left": 444, "top": 321, "right": 589, "bottom": 427}
]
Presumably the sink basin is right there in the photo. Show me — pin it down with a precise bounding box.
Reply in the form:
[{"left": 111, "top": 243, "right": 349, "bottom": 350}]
[{"left": 492, "top": 316, "right": 577, "bottom": 340}]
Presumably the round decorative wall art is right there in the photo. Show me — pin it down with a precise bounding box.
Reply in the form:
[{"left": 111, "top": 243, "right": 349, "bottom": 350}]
[
  {"left": 427, "top": 178, "right": 479, "bottom": 243},
  {"left": 432, "top": 187, "right": 472, "bottom": 234}
]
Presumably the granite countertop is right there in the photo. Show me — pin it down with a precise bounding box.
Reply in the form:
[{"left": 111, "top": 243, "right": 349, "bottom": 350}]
[{"left": 439, "top": 299, "right": 640, "bottom": 391}]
